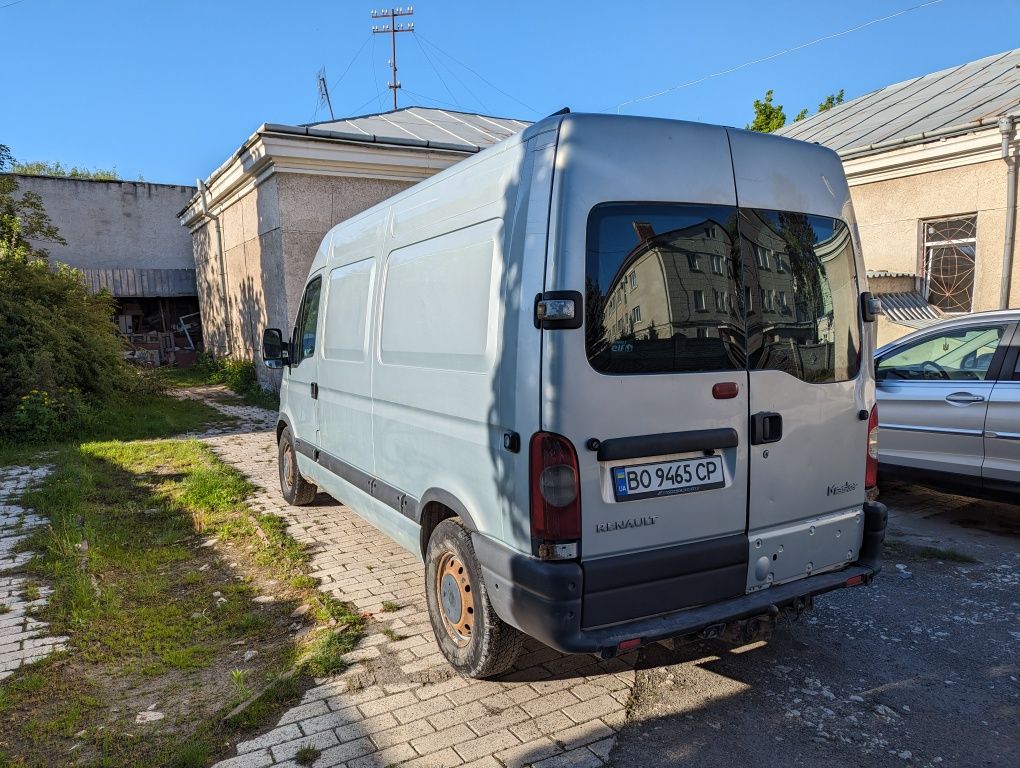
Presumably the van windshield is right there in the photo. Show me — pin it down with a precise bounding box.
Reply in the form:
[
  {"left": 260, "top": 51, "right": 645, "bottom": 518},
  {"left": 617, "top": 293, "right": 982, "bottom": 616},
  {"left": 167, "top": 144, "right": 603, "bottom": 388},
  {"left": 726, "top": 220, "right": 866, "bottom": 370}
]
[{"left": 585, "top": 203, "right": 861, "bottom": 382}]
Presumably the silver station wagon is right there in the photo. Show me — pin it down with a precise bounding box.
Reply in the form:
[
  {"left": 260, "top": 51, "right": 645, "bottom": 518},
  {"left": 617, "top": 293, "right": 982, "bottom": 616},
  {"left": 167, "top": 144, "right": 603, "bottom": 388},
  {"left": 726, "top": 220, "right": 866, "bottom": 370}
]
[
  {"left": 876, "top": 309, "right": 1020, "bottom": 495},
  {"left": 262, "top": 112, "right": 888, "bottom": 678}
]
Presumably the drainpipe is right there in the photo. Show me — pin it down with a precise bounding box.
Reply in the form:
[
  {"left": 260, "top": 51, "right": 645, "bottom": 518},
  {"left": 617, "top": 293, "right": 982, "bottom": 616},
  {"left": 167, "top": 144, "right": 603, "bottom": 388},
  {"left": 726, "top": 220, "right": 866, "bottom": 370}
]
[
  {"left": 999, "top": 117, "right": 1017, "bottom": 310},
  {"left": 197, "top": 179, "right": 232, "bottom": 355}
]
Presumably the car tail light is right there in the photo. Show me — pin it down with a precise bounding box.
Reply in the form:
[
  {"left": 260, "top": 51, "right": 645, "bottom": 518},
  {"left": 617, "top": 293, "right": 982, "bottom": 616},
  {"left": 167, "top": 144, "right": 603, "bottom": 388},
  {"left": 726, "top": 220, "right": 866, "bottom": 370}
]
[
  {"left": 530, "top": 432, "right": 581, "bottom": 544},
  {"left": 865, "top": 405, "right": 879, "bottom": 488}
]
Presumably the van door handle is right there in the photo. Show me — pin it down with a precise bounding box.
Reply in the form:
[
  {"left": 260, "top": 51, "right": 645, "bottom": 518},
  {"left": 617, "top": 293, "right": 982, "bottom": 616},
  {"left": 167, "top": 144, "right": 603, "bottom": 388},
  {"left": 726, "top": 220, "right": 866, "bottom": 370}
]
[
  {"left": 945, "top": 392, "right": 984, "bottom": 404},
  {"left": 750, "top": 412, "right": 783, "bottom": 445},
  {"left": 311, "top": 382, "right": 319, "bottom": 400}
]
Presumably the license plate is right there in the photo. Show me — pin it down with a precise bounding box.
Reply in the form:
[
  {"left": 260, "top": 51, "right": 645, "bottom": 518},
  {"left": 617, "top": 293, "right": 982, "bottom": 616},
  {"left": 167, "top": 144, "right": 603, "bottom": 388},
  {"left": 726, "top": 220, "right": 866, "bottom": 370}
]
[{"left": 612, "top": 456, "right": 724, "bottom": 502}]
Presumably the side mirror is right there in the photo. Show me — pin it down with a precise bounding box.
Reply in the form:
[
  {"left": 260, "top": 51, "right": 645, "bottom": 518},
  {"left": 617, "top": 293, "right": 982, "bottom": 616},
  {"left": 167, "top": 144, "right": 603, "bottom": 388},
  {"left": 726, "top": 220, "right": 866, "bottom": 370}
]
[
  {"left": 861, "top": 291, "right": 883, "bottom": 323},
  {"left": 262, "top": 328, "right": 288, "bottom": 369}
]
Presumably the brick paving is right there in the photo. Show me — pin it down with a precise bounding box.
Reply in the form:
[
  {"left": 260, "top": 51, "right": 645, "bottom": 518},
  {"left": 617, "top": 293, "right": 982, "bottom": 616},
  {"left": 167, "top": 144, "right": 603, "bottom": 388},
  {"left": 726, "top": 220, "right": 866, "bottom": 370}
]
[
  {"left": 0, "top": 464, "right": 67, "bottom": 682},
  {"left": 191, "top": 387, "right": 637, "bottom": 768}
]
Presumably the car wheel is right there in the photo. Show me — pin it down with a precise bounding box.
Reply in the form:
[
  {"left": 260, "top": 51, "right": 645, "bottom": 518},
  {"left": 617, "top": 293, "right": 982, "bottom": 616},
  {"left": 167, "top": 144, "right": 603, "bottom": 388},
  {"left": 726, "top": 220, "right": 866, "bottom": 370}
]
[
  {"left": 425, "top": 518, "right": 523, "bottom": 679},
  {"left": 278, "top": 426, "right": 317, "bottom": 506}
]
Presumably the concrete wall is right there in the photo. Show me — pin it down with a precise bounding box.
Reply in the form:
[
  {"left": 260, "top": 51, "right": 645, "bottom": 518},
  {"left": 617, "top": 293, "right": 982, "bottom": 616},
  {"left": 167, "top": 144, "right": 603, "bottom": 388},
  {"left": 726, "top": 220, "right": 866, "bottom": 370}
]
[
  {"left": 192, "top": 172, "right": 413, "bottom": 380},
  {"left": 850, "top": 158, "right": 1020, "bottom": 325},
  {"left": 15, "top": 175, "right": 196, "bottom": 271}
]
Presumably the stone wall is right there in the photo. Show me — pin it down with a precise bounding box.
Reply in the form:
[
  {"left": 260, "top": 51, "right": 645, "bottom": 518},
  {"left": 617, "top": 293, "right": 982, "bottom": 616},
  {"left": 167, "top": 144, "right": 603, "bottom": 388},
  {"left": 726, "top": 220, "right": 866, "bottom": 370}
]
[{"left": 15, "top": 175, "right": 196, "bottom": 271}]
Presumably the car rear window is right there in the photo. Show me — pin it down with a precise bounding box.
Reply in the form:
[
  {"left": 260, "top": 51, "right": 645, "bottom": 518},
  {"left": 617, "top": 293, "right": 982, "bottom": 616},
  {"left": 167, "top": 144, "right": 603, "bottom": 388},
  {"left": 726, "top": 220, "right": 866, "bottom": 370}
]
[
  {"left": 740, "top": 210, "right": 861, "bottom": 383},
  {"left": 585, "top": 203, "right": 745, "bottom": 374}
]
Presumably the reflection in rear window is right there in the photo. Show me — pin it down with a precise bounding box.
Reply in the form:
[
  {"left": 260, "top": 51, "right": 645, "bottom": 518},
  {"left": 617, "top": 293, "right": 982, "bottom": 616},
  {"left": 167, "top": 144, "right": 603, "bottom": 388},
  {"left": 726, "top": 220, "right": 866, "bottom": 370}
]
[
  {"left": 741, "top": 210, "right": 861, "bottom": 383},
  {"left": 585, "top": 203, "right": 744, "bottom": 374},
  {"left": 584, "top": 203, "right": 861, "bottom": 382}
]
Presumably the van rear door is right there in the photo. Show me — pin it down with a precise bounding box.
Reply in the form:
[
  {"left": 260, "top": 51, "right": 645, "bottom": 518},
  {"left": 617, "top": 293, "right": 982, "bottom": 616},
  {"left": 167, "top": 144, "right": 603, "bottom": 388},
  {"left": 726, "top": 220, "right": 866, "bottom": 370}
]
[
  {"left": 541, "top": 118, "right": 751, "bottom": 627},
  {"left": 728, "top": 130, "right": 870, "bottom": 592}
]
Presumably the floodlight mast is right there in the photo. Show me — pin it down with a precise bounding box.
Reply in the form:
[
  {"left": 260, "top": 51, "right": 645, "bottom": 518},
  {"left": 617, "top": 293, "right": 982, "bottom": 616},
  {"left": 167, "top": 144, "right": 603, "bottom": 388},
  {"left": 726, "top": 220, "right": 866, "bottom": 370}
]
[{"left": 370, "top": 6, "right": 415, "bottom": 111}]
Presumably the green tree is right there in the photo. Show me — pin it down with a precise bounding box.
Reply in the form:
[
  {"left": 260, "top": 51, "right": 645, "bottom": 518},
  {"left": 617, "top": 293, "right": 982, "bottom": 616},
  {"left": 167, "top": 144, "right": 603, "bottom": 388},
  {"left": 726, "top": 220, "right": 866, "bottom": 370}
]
[
  {"left": 10, "top": 158, "right": 120, "bottom": 181},
  {"left": 817, "top": 89, "right": 845, "bottom": 113},
  {"left": 1, "top": 143, "right": 135, "bottom": 441},
  {"left": 746, "top": 90, "right": 788, "bottom": 133},
  {"left": 749, "top": 88, "right": 846, "bottom": 132}
]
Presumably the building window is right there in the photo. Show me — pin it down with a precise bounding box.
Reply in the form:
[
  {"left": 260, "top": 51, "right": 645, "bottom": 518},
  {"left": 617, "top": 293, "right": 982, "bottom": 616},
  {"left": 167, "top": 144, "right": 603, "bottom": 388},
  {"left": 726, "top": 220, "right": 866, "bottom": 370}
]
[
  {"left": 714, "top": 289, "right": 725, "bottom": 312},
  {"left": 629, "top": 271, "right": 637, "bottom": 288},
  {"left": 696, "top": 327, "right": 708, "bottom": 339},
  {"left": 923, "top": 215, "right": 977, "bottom": 312},
  {"left": 687, "top": 253, "right": 703, "bottom": 272},
  {"left": 775, "top": 254, "right": 787, "bottom": 272},
  {"left": 779, "top": 290, "right": 788, "bottom": 310},
  {"left": 632, "top": 305, "right": 641, "bottom": 323},
  {"left": 755, "top": 245, "right": 771, "bottom": 270},
  {"left": 711, "top": 254, "right": 724, "bottom": 275},
  {"left": 693, "top": 289, "right": 707, "bottom": 312}
]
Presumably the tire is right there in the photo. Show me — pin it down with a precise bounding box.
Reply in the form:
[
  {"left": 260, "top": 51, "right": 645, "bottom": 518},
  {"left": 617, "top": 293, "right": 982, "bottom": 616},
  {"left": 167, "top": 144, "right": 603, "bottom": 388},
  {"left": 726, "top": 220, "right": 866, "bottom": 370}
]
[
  {"left": 425, "top": 518, "right": 523, "bottom": 679},
  {"left": 278, "top": 426, "right": 318, "bottom": 506}
]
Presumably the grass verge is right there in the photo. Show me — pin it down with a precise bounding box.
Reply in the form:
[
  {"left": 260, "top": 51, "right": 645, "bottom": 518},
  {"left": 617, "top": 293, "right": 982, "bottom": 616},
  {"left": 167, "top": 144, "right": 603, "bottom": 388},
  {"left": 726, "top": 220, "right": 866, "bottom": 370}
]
[
  {"left": 884, "top": 538, "right": 980, "bottom": 564},
  {"left": 0, "top": 439, "right": 361, "bottom": 767},
  {"left": 160, "top": 357, "right": 279, "bottom": 411},
  {"left": 0, "top": 393, "right": 232, "bottom": 465}
]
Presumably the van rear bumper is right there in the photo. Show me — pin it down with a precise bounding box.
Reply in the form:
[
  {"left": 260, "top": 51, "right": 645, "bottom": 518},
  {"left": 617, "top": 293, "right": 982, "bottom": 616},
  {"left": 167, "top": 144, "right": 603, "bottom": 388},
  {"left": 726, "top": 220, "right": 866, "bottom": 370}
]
[{"left": 473, "top": 501, "right": 887, "bottom": 656}]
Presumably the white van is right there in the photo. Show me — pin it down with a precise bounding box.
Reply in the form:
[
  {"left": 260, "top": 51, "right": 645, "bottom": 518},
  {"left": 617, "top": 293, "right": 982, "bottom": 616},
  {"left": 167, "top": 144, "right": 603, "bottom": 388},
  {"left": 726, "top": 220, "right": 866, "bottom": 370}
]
[{"left": 262, "top": 112, "right": 888, "bottom": 678}]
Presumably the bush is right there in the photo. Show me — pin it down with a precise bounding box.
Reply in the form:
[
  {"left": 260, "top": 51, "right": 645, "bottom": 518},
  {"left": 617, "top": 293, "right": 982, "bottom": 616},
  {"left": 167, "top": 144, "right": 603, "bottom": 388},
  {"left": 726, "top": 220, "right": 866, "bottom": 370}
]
[{"left": 1, "top": 149, "right": 148, "bottom": 442}]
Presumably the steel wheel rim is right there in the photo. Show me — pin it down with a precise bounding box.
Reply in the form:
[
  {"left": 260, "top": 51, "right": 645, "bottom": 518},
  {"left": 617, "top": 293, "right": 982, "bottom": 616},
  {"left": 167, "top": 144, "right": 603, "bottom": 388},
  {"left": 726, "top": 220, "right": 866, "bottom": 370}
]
[
  {"left": 282, "top": 442, "right": 295, "bottom": 490},
  {"left": 435, "top": 551, "right": 475, "bottom": 647}
]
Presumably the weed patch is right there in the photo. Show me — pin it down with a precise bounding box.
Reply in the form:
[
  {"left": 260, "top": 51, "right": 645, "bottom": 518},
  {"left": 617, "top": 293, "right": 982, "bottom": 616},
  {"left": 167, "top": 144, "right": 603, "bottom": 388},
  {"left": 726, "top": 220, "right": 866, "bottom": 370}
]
[{"left": 0, "top": 439, "right": 361, "bottom": 767}]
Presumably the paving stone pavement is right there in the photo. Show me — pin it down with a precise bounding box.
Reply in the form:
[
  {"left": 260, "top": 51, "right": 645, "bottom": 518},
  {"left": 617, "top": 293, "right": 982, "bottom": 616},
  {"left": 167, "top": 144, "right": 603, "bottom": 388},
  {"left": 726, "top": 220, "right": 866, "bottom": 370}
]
[
  {"left": 190, "top": 388, "right": 638, "bottom": 768},
  {"left": 0, "top": 464, "right": 67, "bottom": 682}
]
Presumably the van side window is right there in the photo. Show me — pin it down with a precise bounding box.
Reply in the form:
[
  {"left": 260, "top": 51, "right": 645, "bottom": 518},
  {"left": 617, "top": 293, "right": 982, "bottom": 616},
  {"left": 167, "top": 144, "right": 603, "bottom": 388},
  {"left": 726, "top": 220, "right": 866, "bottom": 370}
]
[
  {"left": 740, "top": 210, "right": 861, "bottom": 383},
  {"left": 877, "top": 326, "right": 1005, "bottom": 381},
  {"left": 324, "top": 260, "right": 374, "bottom": 362},
  {"left": 292, "top": 277, "right": 322, "bottom": 365},
  {"left": 585, "top": 203, "right": 744, "bottom": 374}
]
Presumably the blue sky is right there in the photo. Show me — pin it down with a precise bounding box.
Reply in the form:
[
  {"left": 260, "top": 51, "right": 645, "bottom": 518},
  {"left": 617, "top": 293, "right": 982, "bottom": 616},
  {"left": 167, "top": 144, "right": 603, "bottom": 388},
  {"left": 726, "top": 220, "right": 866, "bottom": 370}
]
[{"left": 2, "top": 0, "right": 1019, "bottom": 185}]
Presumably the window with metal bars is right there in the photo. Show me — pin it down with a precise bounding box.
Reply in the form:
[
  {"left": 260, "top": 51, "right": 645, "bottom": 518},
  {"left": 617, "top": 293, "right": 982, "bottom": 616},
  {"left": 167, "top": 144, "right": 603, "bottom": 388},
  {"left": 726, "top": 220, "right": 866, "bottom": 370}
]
[{"left": 923, "top": 216, "right": 977, "bottom": 313}]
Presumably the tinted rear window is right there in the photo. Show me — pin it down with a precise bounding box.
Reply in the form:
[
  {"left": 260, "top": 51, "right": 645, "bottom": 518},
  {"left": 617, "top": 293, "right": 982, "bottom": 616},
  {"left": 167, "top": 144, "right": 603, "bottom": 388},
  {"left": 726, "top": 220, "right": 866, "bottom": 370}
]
[
  {"left": 585, "top": 203, "right": 744, "bottom": 374},
  {"left": 741, "top": 210, "right": 861, "bottom": 383},
  {"left": 585, "top": 203, "right": 861, "bottom": 381}
]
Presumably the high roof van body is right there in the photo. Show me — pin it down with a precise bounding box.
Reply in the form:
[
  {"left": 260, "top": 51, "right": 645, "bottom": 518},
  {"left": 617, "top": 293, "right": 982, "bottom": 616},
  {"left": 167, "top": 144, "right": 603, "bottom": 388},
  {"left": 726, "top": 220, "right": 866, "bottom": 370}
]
[{"left": 263, "top": 113, "right": 888, "bottom": 678}]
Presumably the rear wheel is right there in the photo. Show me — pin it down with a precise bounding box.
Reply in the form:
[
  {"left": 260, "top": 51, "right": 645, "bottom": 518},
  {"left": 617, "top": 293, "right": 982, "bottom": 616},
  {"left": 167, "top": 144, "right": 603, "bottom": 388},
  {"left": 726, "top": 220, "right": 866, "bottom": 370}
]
[
  {"left": 425, "top": 518, "right": 523, "bottom": 678},
  {"left": 278, "top": 426, "right": 317, "bottom": 506}
]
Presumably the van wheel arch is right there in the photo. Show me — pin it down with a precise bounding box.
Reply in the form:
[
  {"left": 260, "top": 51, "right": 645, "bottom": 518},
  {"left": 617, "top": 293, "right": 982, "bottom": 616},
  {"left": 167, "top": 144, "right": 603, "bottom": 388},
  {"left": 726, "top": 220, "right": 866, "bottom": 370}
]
[
  {"left": 276, "top": 419, "right": 289, "bottom": 444},
  {"left": 418, "top": 488, "right": 478, "bottom": 557}
]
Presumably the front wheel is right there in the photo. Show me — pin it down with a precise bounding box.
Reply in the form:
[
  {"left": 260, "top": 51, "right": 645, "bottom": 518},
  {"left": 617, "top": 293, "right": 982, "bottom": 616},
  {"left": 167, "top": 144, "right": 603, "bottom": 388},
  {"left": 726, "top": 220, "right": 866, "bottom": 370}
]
[
  {"left": 425, "top": 518, "right": 523, "bottom": 679},
  {"left": 278, "top": 426, "right": 317, "bottom": 506}
]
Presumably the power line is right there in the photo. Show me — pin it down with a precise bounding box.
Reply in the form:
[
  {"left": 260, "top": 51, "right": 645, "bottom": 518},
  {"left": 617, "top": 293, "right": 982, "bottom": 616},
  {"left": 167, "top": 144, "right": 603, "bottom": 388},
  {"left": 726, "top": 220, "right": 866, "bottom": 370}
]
[
  {"left": 421, "top": 45, "right": 491, "bottom": 114},
  {"left": 331, "top": 34, "right": 372, "bottom": 92},
  {"left": 401, "top": 87, "right": 465, "bottom": 111},
  {"left": 413, "top": 32, "right": 461, "bottom": 108},
  {"left": 418, "top": 34, "right": 540, "bottom": 116},
  {"left": 0, "top": 0, "right": 31, "bottom": 9},
  {"left": 350, "top": 89, "right": 391, "bottom": 117},
  {"left": 370, "top": 34, "right": 385, "bottom": 112},
  {"left": 611, "top": 0, "right": 945, "bottom": 112}
]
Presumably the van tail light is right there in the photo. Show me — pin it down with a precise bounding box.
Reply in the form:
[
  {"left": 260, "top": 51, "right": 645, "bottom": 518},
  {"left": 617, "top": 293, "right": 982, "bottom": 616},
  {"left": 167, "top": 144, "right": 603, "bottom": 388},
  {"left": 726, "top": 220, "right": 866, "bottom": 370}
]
[
  {"left": 530, "top": 432, "right": 582, "bottom": 550},
  {"left": 865, "top": 405, "right": 879, "bottom": 488}
]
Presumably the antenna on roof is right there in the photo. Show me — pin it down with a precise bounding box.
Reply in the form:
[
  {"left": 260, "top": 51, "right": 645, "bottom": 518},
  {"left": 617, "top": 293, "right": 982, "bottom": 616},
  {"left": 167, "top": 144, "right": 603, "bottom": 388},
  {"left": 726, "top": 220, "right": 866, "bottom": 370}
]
[
  {"left": 317, "top": 67, "right": 335, "bottom": 121},
  {"left": 371, "top": 6, "right": 415, "bottom": 111}
]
